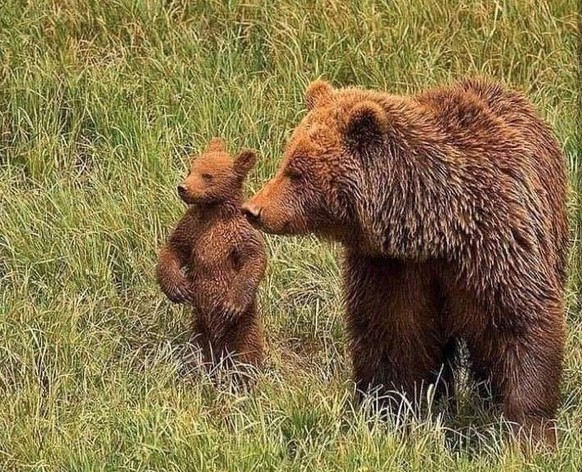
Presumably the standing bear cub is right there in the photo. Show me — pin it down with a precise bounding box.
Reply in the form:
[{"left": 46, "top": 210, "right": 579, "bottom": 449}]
[
  {"left": 243, "top": 78, "right": 568, "bottom": 446},
  {"left": 157, "top": 138, "right": 267, "bottom": 370}
]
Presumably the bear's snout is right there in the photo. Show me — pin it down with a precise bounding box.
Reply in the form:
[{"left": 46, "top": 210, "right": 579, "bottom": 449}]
[
  {"left": 241, "top": 203, "right": 262, "bottom": 225},
  {"left": 177, "top": 184, "right": 188, "bottom": 201}
]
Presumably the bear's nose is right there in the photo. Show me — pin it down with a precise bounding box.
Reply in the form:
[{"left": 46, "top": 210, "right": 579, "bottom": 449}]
[
  {"left": 177, "top": 184, "right": 187, "bottom": 198},
  {"left": 242, "top": 203, "right": 262, "bottom": 223}
]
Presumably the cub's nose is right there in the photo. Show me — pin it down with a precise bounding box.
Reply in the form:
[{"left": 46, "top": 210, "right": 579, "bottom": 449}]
[
  {"left": 177, "top": 184, "right": 188, "bottom": 198},
  {"left": 241, "top": 203, "right": 262, "bottom": 223}
]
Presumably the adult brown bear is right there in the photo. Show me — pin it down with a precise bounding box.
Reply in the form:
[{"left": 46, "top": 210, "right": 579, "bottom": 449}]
[{"left": 242, "top": 78, "right": 569, "bottom": 447}]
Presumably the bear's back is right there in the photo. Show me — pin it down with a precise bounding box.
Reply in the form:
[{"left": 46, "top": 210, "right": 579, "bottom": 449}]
[
  {"left": 417, "top": 78, "right": 569, "bottom": 286},
  {"left": 462, "top": 78, "right": 568, "bottom": 285}
]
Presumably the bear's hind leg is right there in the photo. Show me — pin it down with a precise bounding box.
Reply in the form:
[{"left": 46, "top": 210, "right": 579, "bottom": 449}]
[
  {"left": 433, "top": 337, "right": 459, "bottom": 414},
  {"left": 230, "top": 308, "right": 264, "bottom": 368},
  {"left": 468, "top": 315, "right": 564, "bottom": 449}
]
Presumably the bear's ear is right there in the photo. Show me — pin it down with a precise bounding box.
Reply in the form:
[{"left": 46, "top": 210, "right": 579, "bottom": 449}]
[
  {"left": 305, "top": 80, "right": 334, "bottom": 110},
  {"left": 344, "top": 101, "right": 388, "bottom": 151},
  {"left": 234, "top": 149, "right": 258, "bottom": 177},
  {"left": 205, "top": 137, "right": 226, "bottom": 153}
]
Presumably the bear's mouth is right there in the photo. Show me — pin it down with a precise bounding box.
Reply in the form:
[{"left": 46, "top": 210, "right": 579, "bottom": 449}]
[
  {"left": 180, "top": 192, "right": 219, "bottom": 205},
  {"left": 179, "top": 194, "right": 198, "bottom": 205},
  {"left": 267, "top": 222, "right": 291, "bottom": 235},
  {"left": 252, "top": 219, "right": 293, "bottom": 235}
]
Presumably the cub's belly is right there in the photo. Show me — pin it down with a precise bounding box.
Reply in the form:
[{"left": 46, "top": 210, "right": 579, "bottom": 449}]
[
  {"left": 188, "top": 264, "right": 235, "bottom": 311},
  {"left": 189, "top": 270, "right": 232, "bottom": 292}
]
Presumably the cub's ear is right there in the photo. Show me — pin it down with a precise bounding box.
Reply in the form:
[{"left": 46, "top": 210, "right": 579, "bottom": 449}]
[
  {"left": 344, "top": 101, "right": 388, "bottom": 151},
  {"left": 205, "top": 137, "right": 226, "bottom": 153},
  {"left": 234, "top": 149, "right": 258, "bottom": 177},
  {"left": 305, "top": 80, "right": 334, "bottom": 110}
]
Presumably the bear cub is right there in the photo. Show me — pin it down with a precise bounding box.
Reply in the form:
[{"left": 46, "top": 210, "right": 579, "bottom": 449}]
[{"left": 156, "top": 137, "right": 267, "bottom": 371}]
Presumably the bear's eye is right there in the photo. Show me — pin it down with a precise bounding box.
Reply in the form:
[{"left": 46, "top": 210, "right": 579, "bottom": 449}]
[{"left": 201, "top": 173, "right": 213, "bottom": 181}]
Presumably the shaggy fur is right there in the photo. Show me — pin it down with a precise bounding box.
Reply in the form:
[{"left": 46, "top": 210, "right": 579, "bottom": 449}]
[
  {"left": 157, "top": 138, "right": 267, "bottom": 368},
  {"left": 243, "top": 78, "right": 569, "bottom": 447}
]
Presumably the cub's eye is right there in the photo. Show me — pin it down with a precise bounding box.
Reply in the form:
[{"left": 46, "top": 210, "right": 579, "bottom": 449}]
[{"left": 201, "top": 173, "right": 213, "bottom": 181}]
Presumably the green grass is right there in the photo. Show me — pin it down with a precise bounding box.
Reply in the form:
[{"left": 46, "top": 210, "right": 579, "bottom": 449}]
[{"left": 0, "top": 0, "right": 580, "bottom": 470}]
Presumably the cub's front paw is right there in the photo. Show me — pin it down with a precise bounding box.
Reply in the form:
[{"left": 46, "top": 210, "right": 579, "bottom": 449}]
[
  {"left": 222, "top": 289, "right": 249, "bottom": 316},
  {"left": 163, "top": 282, "right": 194, "bottom": 304}
]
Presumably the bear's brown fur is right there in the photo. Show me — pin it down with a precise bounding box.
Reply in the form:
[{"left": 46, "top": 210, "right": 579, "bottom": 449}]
[
  {"left": 243, "top": 78, "right": 569, "bottom": 447},
  {"left": 157, "top": 138, "right": 267, "bottom": 369}
]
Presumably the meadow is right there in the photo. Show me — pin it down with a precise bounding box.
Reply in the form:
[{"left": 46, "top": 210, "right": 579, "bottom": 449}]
[{"left": 0, "top": 0, "right": 580, "bottom": 470}]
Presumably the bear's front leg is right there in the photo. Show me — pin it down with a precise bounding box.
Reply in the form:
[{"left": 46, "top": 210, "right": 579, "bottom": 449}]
[
  {"left": 156, "top": 210, "right": 198, "bottom": 304},
  {"left": 343, "top": 252, "right": 450, "bottom": 416},
  {"left": 156, "top": 245, "right": 194, "bottom": 303},
  {"left": 223, "top": 239, "right": 267, "bottom": 316}
]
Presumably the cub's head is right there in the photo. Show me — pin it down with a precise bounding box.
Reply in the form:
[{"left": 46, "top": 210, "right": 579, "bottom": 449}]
[
  {"left": 242, "top": 80, "right": 388, "bottom": 237},
  {"left": 177, "top": 138, "right": 257, "bottom": 205}
]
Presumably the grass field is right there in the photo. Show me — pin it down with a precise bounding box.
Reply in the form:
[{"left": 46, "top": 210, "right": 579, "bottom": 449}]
[{"left": 0, "top": 0, "right": 580, "bottom": 470}]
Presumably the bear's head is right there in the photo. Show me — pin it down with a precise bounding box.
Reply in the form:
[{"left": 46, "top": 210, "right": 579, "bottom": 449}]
[
  {"left": 177, "top": 137, "right": 257, "bottom": 205},
  {"left": 242, "top": 80, "right": 389, "bottom": 238}
]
